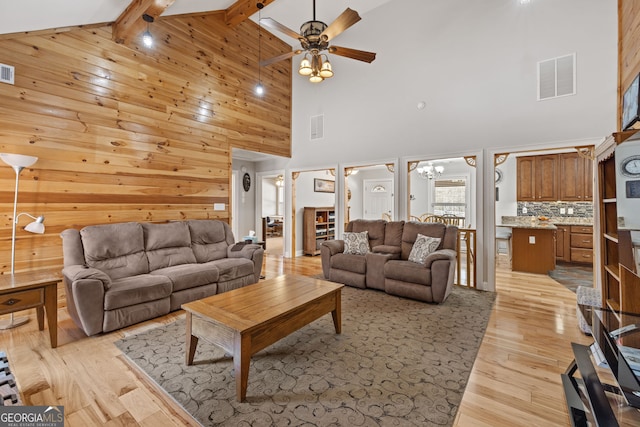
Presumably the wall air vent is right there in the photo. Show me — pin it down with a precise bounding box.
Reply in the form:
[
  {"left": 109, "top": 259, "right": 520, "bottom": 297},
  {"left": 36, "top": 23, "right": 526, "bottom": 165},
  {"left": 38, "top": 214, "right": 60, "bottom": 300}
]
[
  {"left": 310, "top": 114, "right": 324, "bottom": 140},
  {"left": 537, "top": 53, "right": 575, "bottom": 100},
  {"left": 0, "top": 63, "right": 15, "bottom": 85}
]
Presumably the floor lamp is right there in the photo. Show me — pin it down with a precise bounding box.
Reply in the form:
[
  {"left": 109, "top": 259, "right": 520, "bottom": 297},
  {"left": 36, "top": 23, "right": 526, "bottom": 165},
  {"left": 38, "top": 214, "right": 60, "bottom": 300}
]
[{"left": 0, "top": 153, "right": 46, "bottom": 330}]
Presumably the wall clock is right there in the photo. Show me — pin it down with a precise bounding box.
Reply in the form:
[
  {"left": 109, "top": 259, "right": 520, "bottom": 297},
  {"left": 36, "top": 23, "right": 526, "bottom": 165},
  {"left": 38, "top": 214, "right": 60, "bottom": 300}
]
[
  {"left": 242, "top": 172, "right": 251, "bottom": 191},
  {"left": 621, "top": 155, "right": 640, "bottom": 177}
]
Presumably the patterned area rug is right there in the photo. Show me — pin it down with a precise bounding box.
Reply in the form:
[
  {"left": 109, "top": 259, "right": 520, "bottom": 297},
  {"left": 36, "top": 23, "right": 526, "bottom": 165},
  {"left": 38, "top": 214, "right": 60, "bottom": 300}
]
[
  {"left": 548, "top": 262, "right": 594, "bottom": 293},
  {"left": 116, "top": 284, "right": 495, "bottom": 426}
]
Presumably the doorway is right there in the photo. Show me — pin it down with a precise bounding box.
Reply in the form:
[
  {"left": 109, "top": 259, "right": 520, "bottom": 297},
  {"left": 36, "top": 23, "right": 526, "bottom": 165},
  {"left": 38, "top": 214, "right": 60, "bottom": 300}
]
[
  {"left": 363, "top": 179, "right": 393, "bottom": 220},
  {"left": 493, "top": 148, "right": 595, "bottom": 291}
]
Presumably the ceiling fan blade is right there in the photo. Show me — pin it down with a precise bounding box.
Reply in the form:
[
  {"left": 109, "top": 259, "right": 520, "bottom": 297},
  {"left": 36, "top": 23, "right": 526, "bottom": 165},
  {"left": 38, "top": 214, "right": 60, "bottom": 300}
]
[
  {"left": 328, "top": 46, "right": 376, "bottom": 63},
  {"left": 260, "top": 17, "right": 302, "bottom": 41},
  {"left": 260, "top": 50, "right": 303, "bottom": 67},
  {"left": 320, "top": 8, "right": 361, "bottom": 42}
]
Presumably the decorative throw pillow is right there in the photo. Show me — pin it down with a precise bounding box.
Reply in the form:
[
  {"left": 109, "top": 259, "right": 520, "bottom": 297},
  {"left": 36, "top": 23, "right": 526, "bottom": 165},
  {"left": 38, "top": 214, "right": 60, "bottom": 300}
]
[
  {"left": 343, "top": 231, "right": 370, "bottom": 255},
  {"left": 408, "top": 234, "right": 441, "bottom": 264}
]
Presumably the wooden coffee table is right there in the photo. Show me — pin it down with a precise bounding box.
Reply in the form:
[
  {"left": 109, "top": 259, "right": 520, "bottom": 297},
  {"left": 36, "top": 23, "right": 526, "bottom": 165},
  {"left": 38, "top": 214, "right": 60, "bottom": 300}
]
[{"left": 182, "top": 275, "right": 343, "bottom": 402}]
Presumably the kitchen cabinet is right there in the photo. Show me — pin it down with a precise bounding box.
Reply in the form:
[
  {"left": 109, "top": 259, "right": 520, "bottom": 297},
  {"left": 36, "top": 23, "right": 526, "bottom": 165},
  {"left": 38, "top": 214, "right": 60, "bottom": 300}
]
[
  {"left": 511, "top": 226, "right": 556, "bottom": 274},
  {"left": 559, "top": 152, "right": 593, "bottom": 201},
  {"left": 517, "top": 154, "right": 559, "bottom": 201},
  {"left": 517, "top": 153, "right": 592, "bottom": 202},
  {"left": 569, "top": 225, "right": 593, "bottom": 264},
  {"left": 556, "top": 225, "right": 570, "bottom": 262}
]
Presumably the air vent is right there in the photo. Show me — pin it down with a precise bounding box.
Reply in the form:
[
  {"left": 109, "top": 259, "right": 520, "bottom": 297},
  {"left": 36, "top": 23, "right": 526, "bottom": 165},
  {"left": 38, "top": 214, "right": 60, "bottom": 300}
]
[
  {"left": 310, "top": 114, "right": 324, "bottom": 140},
  {"left": 537, "top": 53, "right": 575, "bottom": 100},
  {"left": 0, "top": 63, "right": 15, "bottom": 85}
]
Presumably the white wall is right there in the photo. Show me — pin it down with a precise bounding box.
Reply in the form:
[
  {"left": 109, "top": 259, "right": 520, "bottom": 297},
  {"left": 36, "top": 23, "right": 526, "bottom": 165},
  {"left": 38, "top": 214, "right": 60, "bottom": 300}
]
[
  {"left": 232, "top": 162, "right": 257, "bottom": 240},
  {"left": 262, "top": 179, "right": 278, "bottom": 217},
  {"left": 288, "top": 0, "right": 617, "bottom": 169},
  {"left": 495, "top": 155, "right": 518, "bottom": 223}
]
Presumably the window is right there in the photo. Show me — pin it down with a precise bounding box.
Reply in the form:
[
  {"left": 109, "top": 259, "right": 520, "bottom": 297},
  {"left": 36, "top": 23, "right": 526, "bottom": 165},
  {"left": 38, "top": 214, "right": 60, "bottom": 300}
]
[{"left": 432, "top": 178, "right": 466, "bottom": 217}]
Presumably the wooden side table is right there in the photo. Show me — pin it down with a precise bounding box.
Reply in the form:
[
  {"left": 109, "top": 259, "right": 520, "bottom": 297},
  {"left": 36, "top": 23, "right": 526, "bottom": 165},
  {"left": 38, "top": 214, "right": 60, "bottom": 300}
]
[{"left": 0, "top": 270, "right": 61, "bottom": 348}]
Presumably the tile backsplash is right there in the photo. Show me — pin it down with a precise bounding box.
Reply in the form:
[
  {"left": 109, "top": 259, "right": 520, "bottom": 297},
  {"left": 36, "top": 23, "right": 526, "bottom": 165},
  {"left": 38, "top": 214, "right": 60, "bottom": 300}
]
[{"left": 516, "top": 202, "right": 593, "bottom": 218}]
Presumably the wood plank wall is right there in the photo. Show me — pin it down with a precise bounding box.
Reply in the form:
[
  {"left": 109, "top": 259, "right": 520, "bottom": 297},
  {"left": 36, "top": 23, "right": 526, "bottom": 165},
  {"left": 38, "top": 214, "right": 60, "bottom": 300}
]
[
  {"left": 0, "top": 12, "right": 292, "bottom": 274},
  {"left": 618, "top": 0, "right": 640, "bottom": 131}
]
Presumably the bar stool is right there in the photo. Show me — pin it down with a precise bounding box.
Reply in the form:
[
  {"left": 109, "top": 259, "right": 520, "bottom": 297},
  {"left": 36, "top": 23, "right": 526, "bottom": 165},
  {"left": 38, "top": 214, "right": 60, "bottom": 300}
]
[{"left": 495, "top": 228, "right": 512, "bottom": 262}]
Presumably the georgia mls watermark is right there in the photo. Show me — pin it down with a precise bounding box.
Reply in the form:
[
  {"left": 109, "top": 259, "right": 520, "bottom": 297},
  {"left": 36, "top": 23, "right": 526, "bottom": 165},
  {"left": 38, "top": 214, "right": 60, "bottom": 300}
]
[{"left": 0, "top": 406, "right": 64, "bottom": 427}]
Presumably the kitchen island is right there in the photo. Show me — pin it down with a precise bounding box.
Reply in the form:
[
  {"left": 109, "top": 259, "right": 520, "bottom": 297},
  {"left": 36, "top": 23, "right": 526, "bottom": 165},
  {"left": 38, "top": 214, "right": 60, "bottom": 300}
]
[{"left": 498, "top": 219, "right": 558, "bottom": 274}]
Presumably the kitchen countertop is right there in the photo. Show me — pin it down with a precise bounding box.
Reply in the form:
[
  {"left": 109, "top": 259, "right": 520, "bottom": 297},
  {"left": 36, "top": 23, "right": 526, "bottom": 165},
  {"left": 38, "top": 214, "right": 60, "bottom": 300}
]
[{"left": 499, "top": 216, "right": 593, "bottom": 230}]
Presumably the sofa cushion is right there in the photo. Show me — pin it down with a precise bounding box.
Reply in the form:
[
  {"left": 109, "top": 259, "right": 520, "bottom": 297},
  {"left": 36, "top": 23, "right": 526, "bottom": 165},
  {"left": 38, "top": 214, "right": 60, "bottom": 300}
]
[
  {"left": 188, "top": 220, "right": 234, "bottom": 263},
  {"left": 384, "top": 260, "right": 431, "bottom": 285},
  {"left": 384, "top": 221, "right": 404, "bottom": 247},
  {"left": 104, "top": 274, "right": 172, "bottom": 310},
  {"left": 331, "top": 253, "right": 367, "bottom": 274},
  {"left": 204, "top": 258, "right": 255, "bottom": 282},
  {"left": 408, "top": 234, "right": 442, "bottom": 264},
  {"left": 347, "top": 219, "right": 386, "bottom": 248},
  {"left": 343, "top": 231, "right": 370, "bottom": 255},
  {"left": 401, "top": 222, "right": 446, "bottom": 260},
  {"left": 81, "top": 222, "right": 149, "bottom": 280},
  {"left": 143, "top": 222, "right": 196, "bottom": 271},
  {"left": 150, "top": 263, "right": 220, "bottom": 292}
]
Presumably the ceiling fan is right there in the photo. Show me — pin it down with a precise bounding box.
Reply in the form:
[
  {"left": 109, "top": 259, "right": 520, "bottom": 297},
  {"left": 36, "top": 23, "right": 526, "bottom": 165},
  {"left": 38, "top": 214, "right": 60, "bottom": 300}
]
[{"left": 259, "top": 0, "right": 376, "bottom": 83}]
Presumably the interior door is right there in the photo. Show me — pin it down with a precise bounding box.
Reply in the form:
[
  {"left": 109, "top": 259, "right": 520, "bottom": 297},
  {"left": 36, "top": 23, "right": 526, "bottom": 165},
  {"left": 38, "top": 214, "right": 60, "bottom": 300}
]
[{"left": 363, "top": 179, "right": 393, "bottom": 219}]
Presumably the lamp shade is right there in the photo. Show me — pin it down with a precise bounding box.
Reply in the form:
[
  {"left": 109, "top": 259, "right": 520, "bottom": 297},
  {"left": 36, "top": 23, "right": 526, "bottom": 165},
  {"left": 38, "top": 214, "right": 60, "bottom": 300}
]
[
  {"left": 24, "top": 215, "right": 45, "bottom": 234},
  {"left": 0, "top": 153, "right": 38, "bottom": 168},
  {"left": 298, "top": 56, "right": 312, "bottom": 76},
  {"left": 320, "top": 58, "right": 333, "bottom": 78}
]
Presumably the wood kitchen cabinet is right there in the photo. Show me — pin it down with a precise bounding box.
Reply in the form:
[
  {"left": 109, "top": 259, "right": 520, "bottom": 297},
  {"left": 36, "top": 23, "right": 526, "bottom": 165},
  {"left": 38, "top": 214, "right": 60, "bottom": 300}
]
[
  {"left": 517, "top": 152, "right": 592, "bottom": 202},
  {"left": 517, "top": 154, "right": 559, "bottom": 201},
  {"left": 559, "top": 152, "right": 593, "bottom": 201},
  {"left": 556, "top": 225, "right": 570, "bottom": 262}
]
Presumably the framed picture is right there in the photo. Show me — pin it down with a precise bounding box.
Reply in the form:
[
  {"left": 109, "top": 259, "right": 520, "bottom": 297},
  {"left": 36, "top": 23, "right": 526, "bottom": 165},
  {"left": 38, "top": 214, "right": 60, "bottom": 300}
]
[
  {"left": 622, "top": 73, "right": 640, "bottom": 130},
  {"left": 314, "top": 178, "right": 334, "bottom": 193}
]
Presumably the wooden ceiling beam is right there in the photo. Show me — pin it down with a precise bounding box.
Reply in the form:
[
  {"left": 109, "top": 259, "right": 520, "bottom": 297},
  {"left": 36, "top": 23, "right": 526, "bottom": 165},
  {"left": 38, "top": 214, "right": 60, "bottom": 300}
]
[
  {"left": 225, "top": 0, "right": 277, "bottom": 27},
  {"left": 112, "top": 0, "right": 175, "bottom": 45}
]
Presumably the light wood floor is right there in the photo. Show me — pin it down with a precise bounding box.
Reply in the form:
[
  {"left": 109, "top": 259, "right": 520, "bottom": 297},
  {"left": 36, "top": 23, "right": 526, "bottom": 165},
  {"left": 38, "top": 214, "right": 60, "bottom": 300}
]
[{"left": 0, "top": 255, "right": 594, "bottom": 426}]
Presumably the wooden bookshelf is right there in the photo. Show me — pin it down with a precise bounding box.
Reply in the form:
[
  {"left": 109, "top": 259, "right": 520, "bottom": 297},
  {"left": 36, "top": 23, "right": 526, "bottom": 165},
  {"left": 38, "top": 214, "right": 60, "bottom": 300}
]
[{"left": 303, "top": 207, "right": 336, "bottom": 256}]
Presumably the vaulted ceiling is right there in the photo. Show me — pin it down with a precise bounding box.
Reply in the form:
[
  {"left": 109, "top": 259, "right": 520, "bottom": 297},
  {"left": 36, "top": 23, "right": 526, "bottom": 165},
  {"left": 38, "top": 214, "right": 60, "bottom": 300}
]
[{"left": 0, "top": 0, "right": 394, "bottom": 44}]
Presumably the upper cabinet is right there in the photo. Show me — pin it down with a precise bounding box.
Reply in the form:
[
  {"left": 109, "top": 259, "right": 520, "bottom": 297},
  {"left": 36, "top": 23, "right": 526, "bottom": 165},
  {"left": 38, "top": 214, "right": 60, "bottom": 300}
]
[
  {"left": 559, "top": 152, "right": 594, "bottom": 201},
  {"left": 517, "top": 153, "right": 593, "bottom": 202}
]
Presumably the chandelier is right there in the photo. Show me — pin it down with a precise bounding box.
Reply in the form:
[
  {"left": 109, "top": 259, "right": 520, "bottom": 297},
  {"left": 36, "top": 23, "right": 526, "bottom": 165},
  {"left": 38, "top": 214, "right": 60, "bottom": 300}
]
[
  {"left": 299, "top": 50, "right": 333, "bottom": 83},
  {"left": 275, "top": 174, "right": 284, "bottom": 187},
  {"left": 416, "top": 164, "right": 444, "bottom": 180}
]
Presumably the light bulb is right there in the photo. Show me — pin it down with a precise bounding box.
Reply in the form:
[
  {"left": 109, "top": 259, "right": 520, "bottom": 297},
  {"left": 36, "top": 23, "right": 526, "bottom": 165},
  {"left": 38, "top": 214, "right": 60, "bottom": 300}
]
[
  {"left": 255, "top": 82, "right": 265, "bottom": 96},
  {"left": 142, "top": 30, "right": 153, "bottom": 48}
]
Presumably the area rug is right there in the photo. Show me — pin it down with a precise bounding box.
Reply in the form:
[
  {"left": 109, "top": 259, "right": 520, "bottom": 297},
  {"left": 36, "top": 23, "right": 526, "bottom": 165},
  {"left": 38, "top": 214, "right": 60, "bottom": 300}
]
[{"left": 115, "top": 284, "right": 495, "bottom": 426}]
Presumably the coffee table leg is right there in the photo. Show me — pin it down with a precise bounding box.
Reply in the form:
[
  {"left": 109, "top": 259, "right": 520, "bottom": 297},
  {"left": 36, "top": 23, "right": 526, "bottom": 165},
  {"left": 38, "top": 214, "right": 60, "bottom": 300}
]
[
  {"left": 44, "top": 283, "right": 57, "bottom": 348},
  {"left": 185, "top": 312, "right": 198, "bottom": 365},
  {"left": 331, "top": 291, "right": 342, "bottom": 334},
  {"left": 234, "top": 332, "right": 251, "bottom": 402}
]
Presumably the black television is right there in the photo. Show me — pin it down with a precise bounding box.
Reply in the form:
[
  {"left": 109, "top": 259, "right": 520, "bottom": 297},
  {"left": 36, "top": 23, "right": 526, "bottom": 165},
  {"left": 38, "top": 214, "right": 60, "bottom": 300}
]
[{"left": 622, "top": 73, "right": 640, "bottom": 130}]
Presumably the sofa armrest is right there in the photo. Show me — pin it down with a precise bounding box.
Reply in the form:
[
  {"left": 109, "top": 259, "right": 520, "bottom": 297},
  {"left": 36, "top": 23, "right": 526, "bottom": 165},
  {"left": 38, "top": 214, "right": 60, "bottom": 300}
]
[
  {"left": 322, "top": 239, "right": 344, "bottom": 255},
  {"left": 422, "top": 249, "right": 456, "bottom": 268},
  {"left": 61, "top": 266, "right": 110, "bottom": 336},
  {"left": 320, "top": 240, "right": 344, "bottom": 279},
  {"left": 227, "top": 244, "right": 264, "bottom": 281},
  {"left": 62, "top": 265, "right": 112, "bottom": 289}
]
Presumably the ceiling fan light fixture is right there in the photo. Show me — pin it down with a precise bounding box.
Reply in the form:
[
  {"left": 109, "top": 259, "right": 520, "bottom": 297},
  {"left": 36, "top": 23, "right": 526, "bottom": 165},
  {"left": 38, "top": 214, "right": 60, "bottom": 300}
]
[
  {"left": 309, "top": 72, "right": 324, "bottom": 83},
  {"left": 319, "top": 56, "right": 333, "bottom": 78},
  {"left": 299, "top": 55, "right": 312, "bottom": 76}
]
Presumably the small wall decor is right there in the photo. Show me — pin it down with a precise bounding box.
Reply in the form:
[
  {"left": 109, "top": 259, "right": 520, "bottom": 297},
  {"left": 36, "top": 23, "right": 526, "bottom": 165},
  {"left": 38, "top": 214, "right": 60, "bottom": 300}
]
[
  {"left": 242, "top": 173, "right": 251, "bottom": 192},
  {"left": 626, "top": 180, "right": 640, "bottom": 198},
  {"left": 314, "top": 178, "right": 334, "bottom": 193}
]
